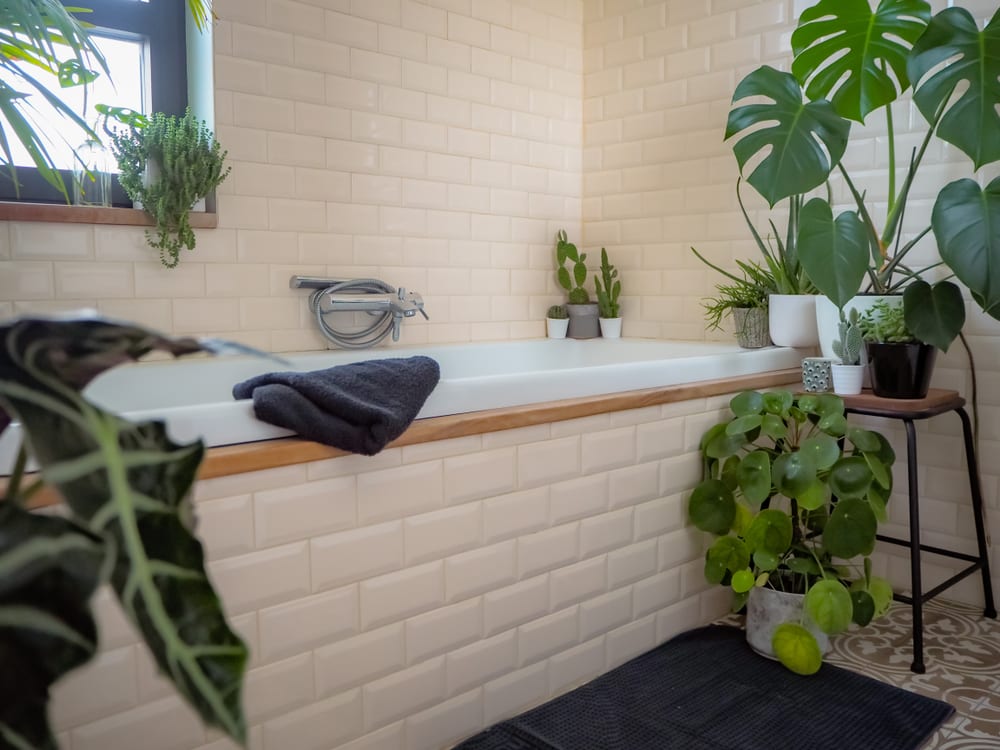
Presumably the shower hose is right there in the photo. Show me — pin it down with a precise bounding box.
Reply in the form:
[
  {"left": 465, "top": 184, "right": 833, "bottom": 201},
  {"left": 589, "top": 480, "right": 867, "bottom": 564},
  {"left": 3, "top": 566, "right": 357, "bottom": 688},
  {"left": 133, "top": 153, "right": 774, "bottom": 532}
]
[{"left": 307, "top": 277, "right": 398, "bottom": 349}]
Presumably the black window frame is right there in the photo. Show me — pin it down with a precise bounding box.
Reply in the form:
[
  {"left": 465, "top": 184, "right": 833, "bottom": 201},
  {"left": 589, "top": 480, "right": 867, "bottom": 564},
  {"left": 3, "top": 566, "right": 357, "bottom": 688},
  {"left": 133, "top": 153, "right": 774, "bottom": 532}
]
[{"left": 0, "top": 0, "right": 187, "bottom": 206}]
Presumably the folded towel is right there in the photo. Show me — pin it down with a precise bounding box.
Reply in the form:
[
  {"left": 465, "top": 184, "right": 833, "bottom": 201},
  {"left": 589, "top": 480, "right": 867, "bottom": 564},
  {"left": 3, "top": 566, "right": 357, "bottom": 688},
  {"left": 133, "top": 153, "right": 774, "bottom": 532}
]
[{"left": 232, "top": 356, "right": 440, "bottom": 455}]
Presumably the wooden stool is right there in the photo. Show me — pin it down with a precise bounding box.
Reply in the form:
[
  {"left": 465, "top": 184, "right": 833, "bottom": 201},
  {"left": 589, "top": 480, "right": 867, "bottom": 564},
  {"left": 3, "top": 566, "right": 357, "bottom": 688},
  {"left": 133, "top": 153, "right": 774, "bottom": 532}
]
[{"left": 842, "top": 389, "right": 997, "bottom": 673}]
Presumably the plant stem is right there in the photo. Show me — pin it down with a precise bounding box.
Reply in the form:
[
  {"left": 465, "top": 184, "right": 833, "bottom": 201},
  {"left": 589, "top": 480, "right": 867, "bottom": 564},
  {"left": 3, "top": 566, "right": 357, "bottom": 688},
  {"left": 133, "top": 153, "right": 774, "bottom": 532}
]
[{"left": 886, "top": 99, "right": 896, "bottom": 218}]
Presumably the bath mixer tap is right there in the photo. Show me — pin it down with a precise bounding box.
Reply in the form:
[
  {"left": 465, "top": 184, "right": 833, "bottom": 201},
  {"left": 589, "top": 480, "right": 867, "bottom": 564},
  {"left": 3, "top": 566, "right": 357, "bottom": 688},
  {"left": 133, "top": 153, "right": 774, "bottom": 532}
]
[{"left": 290, "top": 275, "right": 429, "bottom": 349}]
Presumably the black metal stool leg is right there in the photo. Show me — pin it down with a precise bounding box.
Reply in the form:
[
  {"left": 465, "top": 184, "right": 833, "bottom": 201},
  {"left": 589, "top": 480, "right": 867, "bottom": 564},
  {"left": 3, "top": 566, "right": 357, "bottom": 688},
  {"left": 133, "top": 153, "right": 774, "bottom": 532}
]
[
  {"left": 956, "top": 407, "right": 997, "bottom": 619},
  {"left": 903, "top": 419, "right": 926, "bottom": 674}
]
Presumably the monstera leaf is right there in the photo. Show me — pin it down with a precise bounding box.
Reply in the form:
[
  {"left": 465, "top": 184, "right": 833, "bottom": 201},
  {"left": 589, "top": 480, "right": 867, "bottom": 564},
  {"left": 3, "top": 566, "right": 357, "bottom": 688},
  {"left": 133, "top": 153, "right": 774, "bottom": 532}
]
[
  {"left": 791, "top": 0, "right": 931, "bottom": 122},
  {"left": 797, "top": 198, "right": 870, "bottom": 309},
  {"left": 908, "top": 7, "right": 1000, "bottom": 170},
  {"left": 0, "top": 316, "right": 247, "bottom": 745},
  {"left": 903, "top": 279, "right": 966, "bottom": 351},
  {"left": 0, "top": 505, "right": 104, "bottom": 750},
  {"left": 725, "top": 66, "right": 851, "bottom": 206},
  {"left": 933, "top": 177, "right": 1000, "bottom": 320}
]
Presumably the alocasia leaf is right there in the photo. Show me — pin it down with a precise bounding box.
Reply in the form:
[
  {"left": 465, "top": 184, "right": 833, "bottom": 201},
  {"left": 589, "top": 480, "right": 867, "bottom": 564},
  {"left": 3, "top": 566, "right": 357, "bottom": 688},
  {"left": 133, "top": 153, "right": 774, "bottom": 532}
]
[
  {"left": 0, "top": 316, "right": 247, "bottom": 745},
  {"left": 0, "top": 505, "right": 104, "bottom": 750},
  {"left": 726, "top": 66, "right": 850, "bottom": 206},
  {"left": 792, "top": 0, "right": 931, "bottom": 122},
  {"left": 908, "top": 7, "right": 1000, "bottom": 170}
]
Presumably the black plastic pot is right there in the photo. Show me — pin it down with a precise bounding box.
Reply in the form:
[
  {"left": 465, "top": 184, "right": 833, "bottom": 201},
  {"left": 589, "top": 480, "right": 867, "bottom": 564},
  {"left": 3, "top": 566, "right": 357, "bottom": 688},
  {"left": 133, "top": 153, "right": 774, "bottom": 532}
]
[{"left": 865, "top": 341, "right": 937, "bottom": 399}]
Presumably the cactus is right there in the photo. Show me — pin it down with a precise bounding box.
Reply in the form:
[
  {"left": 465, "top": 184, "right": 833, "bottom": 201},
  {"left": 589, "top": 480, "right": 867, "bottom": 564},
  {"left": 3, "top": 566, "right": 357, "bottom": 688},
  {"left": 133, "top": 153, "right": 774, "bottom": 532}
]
[
  {"left": 832, "top": 308, "right": 863, "bottom": 365},
  {"left": 547, "top": 304, "right": 568, "bottom": 319},
  {"left": 594, "top": 248, "right": 621, "bottom": 318},
  {"left": 555, "top": 229, "right": 590, "bottom": 304}
]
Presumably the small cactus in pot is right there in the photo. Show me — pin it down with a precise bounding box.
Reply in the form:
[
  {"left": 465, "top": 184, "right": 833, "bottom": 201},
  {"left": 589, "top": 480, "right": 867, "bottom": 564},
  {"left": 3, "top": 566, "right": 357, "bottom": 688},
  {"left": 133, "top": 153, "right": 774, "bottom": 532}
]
[
  {"left": 555, "top": 230, "right": 599, "bottom": 339},
  {"left": 830, "top": 308, "right": 864, "bottom": 395}
]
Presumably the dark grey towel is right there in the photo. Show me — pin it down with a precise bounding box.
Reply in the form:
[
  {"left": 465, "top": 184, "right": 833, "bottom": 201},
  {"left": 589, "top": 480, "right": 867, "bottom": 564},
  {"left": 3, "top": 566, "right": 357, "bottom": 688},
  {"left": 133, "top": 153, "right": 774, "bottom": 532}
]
[{"left": 232, "top": 356, "right": 440, "bottom": 455}]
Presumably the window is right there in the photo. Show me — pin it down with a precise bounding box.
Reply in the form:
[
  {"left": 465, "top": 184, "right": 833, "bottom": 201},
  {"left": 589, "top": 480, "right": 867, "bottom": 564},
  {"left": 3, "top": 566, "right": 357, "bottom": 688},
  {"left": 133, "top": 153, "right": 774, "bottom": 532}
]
[{"left": 0, "top": 0, "right": 187, "bottom": 205}]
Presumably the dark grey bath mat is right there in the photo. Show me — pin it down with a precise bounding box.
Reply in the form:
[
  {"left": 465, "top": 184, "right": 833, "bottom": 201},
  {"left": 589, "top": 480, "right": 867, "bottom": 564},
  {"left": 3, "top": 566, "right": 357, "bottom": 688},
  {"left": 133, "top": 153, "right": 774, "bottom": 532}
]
[{"left": 453, "top": 624, "right": 953, "bottom": 750}]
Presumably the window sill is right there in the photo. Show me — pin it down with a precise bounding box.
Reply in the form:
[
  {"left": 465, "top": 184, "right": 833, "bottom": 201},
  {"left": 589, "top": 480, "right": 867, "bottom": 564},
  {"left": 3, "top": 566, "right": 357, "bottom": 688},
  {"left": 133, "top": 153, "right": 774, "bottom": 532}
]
[{"left": 0, "top": 202, "right": 218, "bottom": 228}]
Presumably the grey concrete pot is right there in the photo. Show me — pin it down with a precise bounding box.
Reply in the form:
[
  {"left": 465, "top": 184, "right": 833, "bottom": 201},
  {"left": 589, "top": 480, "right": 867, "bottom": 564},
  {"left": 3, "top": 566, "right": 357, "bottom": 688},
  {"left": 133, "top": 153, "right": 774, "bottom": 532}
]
[
  {"left": 746, "top": 587, "right": 830, "bottom": 660},
  {"left": 566, "top": 303, "right": 600, "bottom": 339},
  {"left": 733, "top": 307, "right": 770, "bottom": 348}
]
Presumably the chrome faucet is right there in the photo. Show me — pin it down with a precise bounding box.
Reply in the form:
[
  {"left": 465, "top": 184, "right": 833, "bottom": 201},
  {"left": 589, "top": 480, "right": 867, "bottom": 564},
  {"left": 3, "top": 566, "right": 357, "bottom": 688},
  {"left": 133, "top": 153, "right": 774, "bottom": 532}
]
[{"left": 290, "top": 275, "right": 429, "bottom": 347}]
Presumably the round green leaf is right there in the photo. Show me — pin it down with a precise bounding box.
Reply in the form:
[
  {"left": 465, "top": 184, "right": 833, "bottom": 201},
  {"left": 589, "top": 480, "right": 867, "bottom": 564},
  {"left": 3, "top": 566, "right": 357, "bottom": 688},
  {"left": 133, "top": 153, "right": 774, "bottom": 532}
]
[
  {"left": 772, "top": 623, "right": 823, "bottom": 676},
  {"left": 705, "top": 555, "right": 727, "bottom": 585},
  {"left": 868, "top": 575, "right": 894, "bottom": 616},
  {"left": 847, "top": 427, "right": 881, "bottom": 454},
  {"left": 850, "top": 590, "right": 876, "bottom": 626},
  {"left": 823, "top": 497, "right": 878, "bottom": 559},
  {"left": 796, "top": 394, "right": 819, "bottom": 414},
  {"left": 730, "top": 390, "right": 765, "bottom": 416},
  {"left": 800, "top": 433, "right": 841, "bottom": 470},
  {"left": 700, "top": 422, "right": 728, "bottom": 454},
  {"left": 731, "top": 568, "right": 756, "bottom": 594},
  {"left": 706, "top": 537, "right": 751, "bottom": 584},
  {"left": 829, "top": 456, "right": 873, "bottom": 499},
  {"left": 753, "top": 550, "right": 779, "bottom": 572},
  {"left": 688, "top": 480, "right": 736, "bottom": 534},
  {"left": 726, "top": 67, "right": 850, "bottom": 207},
  {"left": 745, "top": 509, "right": 793, "bottom": 557},
  {"left": 817, "top": 412, "right": 847, "bottom": 437},
  {"left": 805, "top": 579, "right": 854, "bottom": 634},
  {"left": 868, "top": 482, "right": 889, "bottom": 523},
  {"left": 761, "top": 413, "right": 788, "bottom": 441},
  {"left": 773, "top": 451, "right": 817, "bottom": 498},
  {"left": 738, "top": 450, "right": 772, "bottom": 507},
  {"left": 873, "top": 431, "right": 896, "bottom": 465},
  {"left": 721, "top": 455, "right": 741, "bottom": 491},
  {"left": 732, "top": 502, "right": 753, "bottom": 537},
  {"left": 815, "top": 394, "right": 845, "bottom": 417},
  {"left": 796, "top": 480, "right": 830, "bottom": 511},
  {"left": 706, "top": 431, "right": 748, "bottom": 460},
  {"left": 787, "top": 555, "right": 821, "bottom": 576},
  {"left": 727, "top": 414, "right": 763, "bottom": 436},
  {"left": 864, "top": 454, "right": 891, "bottom": 490},
  {"left": 763, "top": 391, "right": 793, "bottom": 416}
]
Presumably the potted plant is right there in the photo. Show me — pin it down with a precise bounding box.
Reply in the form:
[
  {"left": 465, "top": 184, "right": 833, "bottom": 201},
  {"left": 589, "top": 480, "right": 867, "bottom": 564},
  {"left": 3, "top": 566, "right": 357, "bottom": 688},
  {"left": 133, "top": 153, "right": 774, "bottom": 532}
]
[
  {"left": 735, "top": 184, "right": 820, "bottom": 347},
  {"left": 831, "top": 309, "right": 865, "bottom": 395},
  {"left": 594, "top": 248, "right": 622, "bottom": 338},
  {"left": 696, "top": 253, "right": 772, "bottom": 348},
  {"left": 858, "top": 299, "right": 937, "bottom": 399},
  {"left": 107, "top": 107, "right": 231, "bottom": 268},
  {"left": 555, "top": 230, "right": 599, "bottom": 339},
  {"left": 687, "top": 389, "right": 895, "bottom": 675},
  {"left": 546, "top": 304, "right": 569, "bottom": 339},
  {"left": 0, "top": 315, "right": 247, "bottom": 748},
  {"left": 723, "top": 0, "right": 1000, "bottom": 359}
]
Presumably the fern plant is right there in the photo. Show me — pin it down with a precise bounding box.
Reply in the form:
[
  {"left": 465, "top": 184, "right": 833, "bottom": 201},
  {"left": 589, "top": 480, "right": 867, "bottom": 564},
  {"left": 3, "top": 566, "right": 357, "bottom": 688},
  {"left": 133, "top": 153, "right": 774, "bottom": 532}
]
[{"left": 108, "top": 108, "right": 230, "bottom": 268}]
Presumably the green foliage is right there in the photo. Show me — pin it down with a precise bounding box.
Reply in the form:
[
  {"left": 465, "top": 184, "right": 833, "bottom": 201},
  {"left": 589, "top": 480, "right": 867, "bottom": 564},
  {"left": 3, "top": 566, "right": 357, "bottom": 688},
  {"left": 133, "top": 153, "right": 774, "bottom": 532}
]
[
  {"left": 833, "top": 308, "right": 863, "bottom": 365},
  {"left": 736, "top": 185, "right": 817, "bottom": 296},
  {"left": 593, "top": 248, "right": 621, "bottom": 318},
  {"left": 692, "top": 248, "right": 773, "bottom": 332},
  {"left": 546, "top": 304, "right": 568, "bottom": 319},
  {"left": 0, "top": 317, "right": 248, "bottom": 748},
  {"left": 727, "top": 0, "right": 1000, "bottom": 340},
  {"left": 555, "top": 229, "right": 590, "bottom": 304},
  {"left": 687, "top": 390, "right": 893, "bottom": 673},
  {"left": 108, "top": 108, "right": 231, "bottom": 268},
  {"left": 857, "top": 299, "right": 913, "bottom": 343}
]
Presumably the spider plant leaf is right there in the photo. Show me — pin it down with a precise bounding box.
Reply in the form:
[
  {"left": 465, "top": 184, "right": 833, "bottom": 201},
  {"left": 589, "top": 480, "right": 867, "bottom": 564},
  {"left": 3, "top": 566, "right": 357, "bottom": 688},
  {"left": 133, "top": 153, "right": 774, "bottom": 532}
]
[
  {"left": 726, "top": 66, "right": 850, "bottom": 207},
  {"left": 791, "top": 0, "right": 931, "bottom": 123},
  {"left": 0, "top": 317, "right": 248, "bottom": 745},
  {"left": 908, "top": 7, "right": 1000, "bottom": 170},
  {"left": 0, "top": 504, "right": 105, "bottom": 750}
]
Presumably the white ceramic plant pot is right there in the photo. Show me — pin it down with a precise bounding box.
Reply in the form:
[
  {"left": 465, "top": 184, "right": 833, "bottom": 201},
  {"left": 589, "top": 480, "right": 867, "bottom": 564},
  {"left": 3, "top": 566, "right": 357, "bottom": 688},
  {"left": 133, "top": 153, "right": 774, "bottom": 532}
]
[
  {"left": 599, "top": 317, "right": 622, "bottom": 338},
  {"left": 746, "top": 587, "right": 830, "bottom": 660},
  {"left": 831, "top": 363, "right": 865, "bottom": 395},
  {"left": 769, "top": 294, "right": 819, "bottom": 348},
  {"left": 815, "top": 295, "right": 900, "bottom": 359},
  {"left": 546, "top": 317, "right": 569, "bottom": 339}
]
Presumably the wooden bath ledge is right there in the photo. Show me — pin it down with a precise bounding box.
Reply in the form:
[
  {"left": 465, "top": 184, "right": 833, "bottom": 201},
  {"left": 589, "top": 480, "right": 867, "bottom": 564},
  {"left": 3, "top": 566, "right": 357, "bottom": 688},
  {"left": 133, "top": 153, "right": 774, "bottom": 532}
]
[{"left": 13, "top": 368, "right": 801, "bottom": 509}]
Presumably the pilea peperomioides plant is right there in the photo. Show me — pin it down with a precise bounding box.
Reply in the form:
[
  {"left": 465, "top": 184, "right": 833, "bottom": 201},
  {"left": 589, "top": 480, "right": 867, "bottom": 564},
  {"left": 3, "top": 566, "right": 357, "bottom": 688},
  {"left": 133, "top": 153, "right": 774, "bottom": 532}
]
[
  {"left": 0, "top": 316, "right": 247, "bottom": 749},
  {"left": 725, "top": 0, "right": 1000, "bottom": 352},
  {"left": 688, "top": 390, "right": 895, "bottom": 675}
]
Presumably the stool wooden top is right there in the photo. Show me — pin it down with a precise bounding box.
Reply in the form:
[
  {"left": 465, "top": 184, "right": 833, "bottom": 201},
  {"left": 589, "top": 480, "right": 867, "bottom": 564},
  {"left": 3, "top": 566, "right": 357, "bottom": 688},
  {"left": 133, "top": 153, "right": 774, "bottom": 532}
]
[{"left": 841, "top": 388, "right": 964, "bottom": 419}]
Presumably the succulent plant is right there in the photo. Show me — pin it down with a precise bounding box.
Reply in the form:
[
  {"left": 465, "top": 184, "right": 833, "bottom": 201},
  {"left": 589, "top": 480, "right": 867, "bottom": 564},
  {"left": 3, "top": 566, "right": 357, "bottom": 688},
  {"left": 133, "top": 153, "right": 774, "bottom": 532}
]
[
  {"left": 594, "top": 248, "right": 621, "bottom": 318},
  {"left": 547, "top": 304, "right": 568, "bottom": 319},
  {"left": 833, "top": 308, "right": 863, "bottom": 365},
  {"left": 858, "top": 300, "right": 915, "bottom": 344},
  {"left": 555, "top": 229, "right": 590, "bottom": 304}
]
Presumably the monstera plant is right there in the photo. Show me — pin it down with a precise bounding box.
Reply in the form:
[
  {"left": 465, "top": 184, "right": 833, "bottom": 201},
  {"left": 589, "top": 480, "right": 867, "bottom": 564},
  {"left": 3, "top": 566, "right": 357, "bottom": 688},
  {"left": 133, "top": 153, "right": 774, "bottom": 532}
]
[
  {"left": 0, "top": 316, "right": 246, "bottom": 749},
  {"left": 688, "top": 390, "right": 895, "bottom": 675},
  {"left": 725, "top": 0, "right": 1000, "bottom": 352}
]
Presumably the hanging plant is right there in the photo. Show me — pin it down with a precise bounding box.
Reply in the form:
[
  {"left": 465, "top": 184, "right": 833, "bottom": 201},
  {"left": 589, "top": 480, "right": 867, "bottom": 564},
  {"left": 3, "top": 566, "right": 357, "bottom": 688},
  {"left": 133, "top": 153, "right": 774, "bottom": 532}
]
[{"left": 107, "top": 107, "right": 230, "bottom": 268}]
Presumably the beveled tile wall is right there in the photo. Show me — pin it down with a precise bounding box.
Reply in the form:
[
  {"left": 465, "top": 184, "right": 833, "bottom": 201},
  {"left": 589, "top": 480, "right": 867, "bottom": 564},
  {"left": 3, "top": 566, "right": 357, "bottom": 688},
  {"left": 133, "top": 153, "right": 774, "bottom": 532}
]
[
  {"left": 50, "top": 397, "right": 734, "bottom": 750},
  {"left": 0, "top": 0, "right": 584, "bottom": 351}
]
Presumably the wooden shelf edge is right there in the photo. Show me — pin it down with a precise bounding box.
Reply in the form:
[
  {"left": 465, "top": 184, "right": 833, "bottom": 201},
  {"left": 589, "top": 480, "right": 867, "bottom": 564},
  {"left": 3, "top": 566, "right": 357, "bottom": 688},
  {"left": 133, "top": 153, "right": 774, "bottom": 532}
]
[{"left": 0, "top": 202, "right": 217, "bottom": 228}]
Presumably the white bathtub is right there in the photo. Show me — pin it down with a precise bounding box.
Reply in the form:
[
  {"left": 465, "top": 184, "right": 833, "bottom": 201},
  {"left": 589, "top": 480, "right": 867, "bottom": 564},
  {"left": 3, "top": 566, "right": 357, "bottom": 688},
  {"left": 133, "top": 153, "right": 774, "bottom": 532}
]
[{"left": 0, "top": 338, "right": 803, "bottom": 474}]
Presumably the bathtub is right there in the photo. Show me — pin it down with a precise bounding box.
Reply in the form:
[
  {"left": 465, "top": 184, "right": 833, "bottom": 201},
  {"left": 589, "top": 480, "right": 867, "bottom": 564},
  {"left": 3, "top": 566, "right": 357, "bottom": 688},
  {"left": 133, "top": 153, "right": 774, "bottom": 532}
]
[{"left": 0, "top": 338, "right": 803, "bottom": 474}]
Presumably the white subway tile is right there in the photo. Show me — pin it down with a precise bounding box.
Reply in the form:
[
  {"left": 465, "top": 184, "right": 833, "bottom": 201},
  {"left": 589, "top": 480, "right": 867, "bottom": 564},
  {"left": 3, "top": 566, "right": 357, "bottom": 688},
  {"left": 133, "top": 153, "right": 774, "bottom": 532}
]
[
  {"left": 360, "top": 560, "right": 445, "bottom": 629},
  {"left": 258, "top": 585, "right": 358, "bottom": 663},
  {"left": 428, "top": 36, "right": 472, "bottom": 70},
  {"left": 402, "top": 0, "right": 446, "bottom": 35},
  {"left": 446, "top": 541, "right": 517, "bottom": 602},
  {"left": 580, "top": 587, "right": 632, "bottom": 641},
  {"left": 0, "top": 261, "right": 53, "bottom": 299},
  {"left": 363, "top": 656, "right": 446, "bottom": 730},
  {"left": 262, "top": 689, "right": 363, "bottom": 750},
  {"left": 51, "top": 646, "right": 137, "bottom": 730},
  {"left": 605, "top": 614, "right": 657, "bottom": 669},
  {"left": 481, "top": 488, "right": 543, "bottom": 547},
  {"left": 339, "top": 723, "right": 405, "bottom": 750},
  {"left": 658, "top": 526, "right": 703, "bottom": 571},
  {"left": 517, "top": 436, "right": 580, "bottom": 489},
  {"left": 195, "top": 494, "right": 255, "bottom": 560},
  {"left": 352, "top": 48, "right": 402, "bottom": 85},
  {"left": 294, "top": 36, "right": 350, "bottom": 74},
  {"left": 549, "top": 474, "right": 609, "bottom": 525},
  {"left": 358, "top": 460, "right": 444, "bottom": 524},
  {"left": 405, "top": 689, "right": 482, "bottom": 750},
  {"left": 483, "top": 575, "right": 549, "bottom": 636},
  {"left": 658, "top": 453, "right": 702, "bottom": 496},
  {"left": 326, "top": 10, "right": 378, "bottom": 50},
  {"left": 244, "top": 653, "right": 315, "bottom": 724},
  {"left": 207, "top": 541, "right": 310, "bottom": 614},
  {"left": 404, "top": 503, "right": 481, "bottom": 564},
  {"left": 315, "top": 623, "right": 405, "bottom": 697},
  {"left": 311, "top": 520, "right": 403, "bottom": 591},
  {"left": 443, "top": 447, "right": 516, "bottom": 504},
  {"left": 71, "top": 696, "right": 205, "bottom": 750},
  {"left": 406, "top": 598, "right": 482, "bottom": 663},
  {"left": 549, "top": 636, "right": 606, "bottom": 695},
  {"left": 550, "top": 556, "right": 607, "bottom": 611},
  {"left": 483, "top": 662, "right": 547, "bottom": 726},
  {"left": 518, "top": 523, "right": 579, "bottom": 579},
  {"left": 580, "top": 507, "right": 634, "bottom": 558},
  {"left": 608, "top": 539, "right": 659, "bottom": 588}
]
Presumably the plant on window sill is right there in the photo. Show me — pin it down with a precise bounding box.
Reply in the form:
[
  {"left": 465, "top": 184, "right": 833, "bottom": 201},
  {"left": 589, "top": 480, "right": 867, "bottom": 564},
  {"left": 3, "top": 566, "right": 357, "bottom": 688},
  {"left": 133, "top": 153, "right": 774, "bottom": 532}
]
[{"left": 106, "top": 107, "right": 230, "bottom": 268}]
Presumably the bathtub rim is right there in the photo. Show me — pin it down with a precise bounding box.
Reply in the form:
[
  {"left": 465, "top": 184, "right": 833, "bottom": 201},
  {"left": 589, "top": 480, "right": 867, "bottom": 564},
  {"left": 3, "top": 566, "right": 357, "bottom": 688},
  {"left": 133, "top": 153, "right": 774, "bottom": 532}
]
[{"left": 9, "top": 368, "right": 801, "bottom": 511}]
